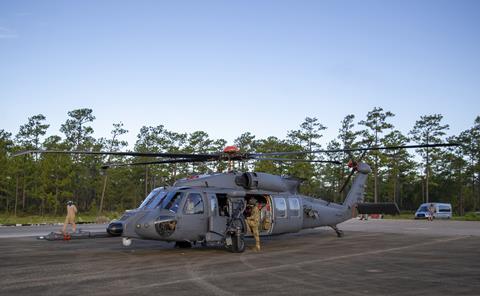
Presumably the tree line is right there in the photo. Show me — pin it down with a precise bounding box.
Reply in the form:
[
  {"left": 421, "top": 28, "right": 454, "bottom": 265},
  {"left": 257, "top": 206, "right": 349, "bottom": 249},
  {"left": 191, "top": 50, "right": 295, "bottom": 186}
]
[{"left": 0, "top": 108, "right": 479, "bottom": 216}]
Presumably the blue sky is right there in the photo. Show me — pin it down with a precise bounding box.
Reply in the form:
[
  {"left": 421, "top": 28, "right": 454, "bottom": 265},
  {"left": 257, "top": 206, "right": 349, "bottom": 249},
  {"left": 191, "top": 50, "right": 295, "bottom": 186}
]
[{"left": 1, "top": 0, "right": 479, "bottom": 148}]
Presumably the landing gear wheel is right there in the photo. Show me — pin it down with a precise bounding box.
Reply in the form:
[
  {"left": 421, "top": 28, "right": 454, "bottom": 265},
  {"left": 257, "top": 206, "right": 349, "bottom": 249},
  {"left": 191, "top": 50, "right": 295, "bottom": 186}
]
[
  {"left": 175, "top": 241, "right": 192, "bottom": 248},
  {"left": 225, "top": 233, "right": 245, "bottom": 253},
  {"left": 231, "top": 233, "right": 245, "bottom": 253},
  {"left": 225, "top": 217, "right": 246, "bottom": 253}
]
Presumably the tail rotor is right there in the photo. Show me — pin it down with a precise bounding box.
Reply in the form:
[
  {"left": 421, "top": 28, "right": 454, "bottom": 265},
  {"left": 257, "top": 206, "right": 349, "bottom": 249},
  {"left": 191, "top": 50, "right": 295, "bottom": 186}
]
[{"left": 339, "top": 146, "right": 370, "bottom": 193}]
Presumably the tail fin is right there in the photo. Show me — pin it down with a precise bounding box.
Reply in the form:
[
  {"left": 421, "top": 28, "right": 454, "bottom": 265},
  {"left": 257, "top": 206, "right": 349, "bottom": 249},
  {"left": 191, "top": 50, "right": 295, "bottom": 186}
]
[{"left": 343, "top": 163, "right": 371, "bottom": 209}]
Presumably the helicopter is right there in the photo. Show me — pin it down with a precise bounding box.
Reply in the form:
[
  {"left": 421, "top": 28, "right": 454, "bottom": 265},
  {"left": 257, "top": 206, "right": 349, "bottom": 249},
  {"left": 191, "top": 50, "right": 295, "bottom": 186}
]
[{"left": 15, "top": 142, "right": 458, "bottom": 252}]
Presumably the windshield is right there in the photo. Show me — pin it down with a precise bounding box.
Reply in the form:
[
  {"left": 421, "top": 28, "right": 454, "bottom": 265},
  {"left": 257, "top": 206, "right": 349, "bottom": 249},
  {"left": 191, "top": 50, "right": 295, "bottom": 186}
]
[
  {"left": 139, "top": 188, "right": 166, "bottom": 209},
  {"left": 418, "top": 206, "right": 429, "bottom": 212}
]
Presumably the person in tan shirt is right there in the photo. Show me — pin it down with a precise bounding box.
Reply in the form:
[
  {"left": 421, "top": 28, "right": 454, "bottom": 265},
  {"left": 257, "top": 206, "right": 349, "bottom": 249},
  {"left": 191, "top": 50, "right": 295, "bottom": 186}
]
[
  {"left": 62, "top": 201, "right": 78, "bottom": 234},
  {"left": 246, "top": 198, "right": 261, "bottom": 251}
]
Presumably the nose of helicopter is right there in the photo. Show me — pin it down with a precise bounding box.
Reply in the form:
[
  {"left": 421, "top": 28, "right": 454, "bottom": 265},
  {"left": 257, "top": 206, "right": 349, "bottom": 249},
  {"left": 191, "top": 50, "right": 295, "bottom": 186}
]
[
  {"left": 123, "top": 209, "right": 177, "bottom": 239},
  {"left": 107, "top": 209, "right": 139, "bottom": 236},
  {"left": 107, "top": 221, "right": 123, "bottom": 236}
]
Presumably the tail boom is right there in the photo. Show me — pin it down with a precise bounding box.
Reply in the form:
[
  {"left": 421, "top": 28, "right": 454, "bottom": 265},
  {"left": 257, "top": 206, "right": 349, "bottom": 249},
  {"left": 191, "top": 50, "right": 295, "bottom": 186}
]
[{"left": 343, "top": 163, "right": 371, "bottom": 210}]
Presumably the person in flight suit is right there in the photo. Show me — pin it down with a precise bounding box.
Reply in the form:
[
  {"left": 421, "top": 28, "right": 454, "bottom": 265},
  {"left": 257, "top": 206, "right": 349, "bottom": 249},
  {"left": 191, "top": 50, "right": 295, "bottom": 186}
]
[
  {"left": 246, "top": 198, "right": 261, "bottom": 251},
  {"left": 62, "top": 201, "right": 78, "bottom": 234}
]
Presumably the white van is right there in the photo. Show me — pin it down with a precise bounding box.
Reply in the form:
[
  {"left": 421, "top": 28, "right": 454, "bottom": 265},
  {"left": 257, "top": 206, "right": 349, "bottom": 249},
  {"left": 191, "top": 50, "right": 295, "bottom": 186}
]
[{"left": 414, "top": 203, "right": 452, "bottom": 219}]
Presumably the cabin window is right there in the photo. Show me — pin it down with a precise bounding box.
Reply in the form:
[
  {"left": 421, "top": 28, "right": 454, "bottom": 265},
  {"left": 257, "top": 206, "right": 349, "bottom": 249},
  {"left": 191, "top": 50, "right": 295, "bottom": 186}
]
[
  {"left": 288, "top": 198, "right": 300, "bottom": 217},
  {"left": 210, "top": 195, "right": 218, "bottom": 215},
  {"left": 183, "top": 193, "right": 204, "bottom": 215},
  {"left": 274, "top": 197, "right": 287, "bottom": 218},
  {"left": 439, "top": 206, "right": 451, "bottom": 213}
]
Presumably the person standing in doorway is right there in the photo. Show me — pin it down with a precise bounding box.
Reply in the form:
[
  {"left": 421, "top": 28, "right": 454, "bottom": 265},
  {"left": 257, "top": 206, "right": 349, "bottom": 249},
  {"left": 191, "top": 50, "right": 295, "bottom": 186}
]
[{"left": 246, "top": 198, "right": 261, "bottom": 251}]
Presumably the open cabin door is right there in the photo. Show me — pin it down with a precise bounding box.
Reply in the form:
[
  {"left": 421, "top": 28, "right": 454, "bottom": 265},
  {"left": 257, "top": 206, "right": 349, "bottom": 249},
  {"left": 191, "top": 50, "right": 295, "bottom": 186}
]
[
  {"left": 206, "top": 193, "right": 227, "bottom": 242},
  {"left": 244, "top": 194, "right": 274, "bottom": 235}
]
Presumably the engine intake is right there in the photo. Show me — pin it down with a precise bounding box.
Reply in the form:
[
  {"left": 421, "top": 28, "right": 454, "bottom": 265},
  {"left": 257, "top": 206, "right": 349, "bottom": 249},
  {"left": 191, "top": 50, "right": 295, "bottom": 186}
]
[{"left": 235, "top": 172, "right": 289, "bottom": 192}]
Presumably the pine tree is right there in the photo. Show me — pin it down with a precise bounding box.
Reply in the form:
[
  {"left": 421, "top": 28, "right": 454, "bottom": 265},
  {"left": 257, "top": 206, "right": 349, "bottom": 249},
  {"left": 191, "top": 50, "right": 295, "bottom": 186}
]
[
  {"left": 60, "top": 109, "right": 96, "bottom": 211},
  {"left": 0, "top": 130, "right": 14, "bottom": 214},
  {"left": 359, "top": 107, "right": 395, "bottom": 203},
  {"left": 15, "top": 114, "right": 50, "bottom": 214},
  {"left": 409, "top": 114, "right": 449, "bottom": 203},
  {"left": 98, "top": 122, "right": 129, "bottom": 215},
  {"left": 381, "top": 130, "right": 414, "bottom": 206}
]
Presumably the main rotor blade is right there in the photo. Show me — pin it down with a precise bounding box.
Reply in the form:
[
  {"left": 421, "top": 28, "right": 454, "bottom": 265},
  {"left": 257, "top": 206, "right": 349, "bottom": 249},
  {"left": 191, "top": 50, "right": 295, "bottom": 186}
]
[
  {"left": 13, "top": 149, "right": 218, "bottom": 159},
  {"left": 252, "top": 143, "right": 459, "bottom": 157},
  {"left": 254, "top": 157, "right": 341, "bottom": 165},
  {"left": 102, "top": 158, "right": 215, "bottom": 169},
  {"left": 328, "top": 143, "right": 460, "bottom": 153}
]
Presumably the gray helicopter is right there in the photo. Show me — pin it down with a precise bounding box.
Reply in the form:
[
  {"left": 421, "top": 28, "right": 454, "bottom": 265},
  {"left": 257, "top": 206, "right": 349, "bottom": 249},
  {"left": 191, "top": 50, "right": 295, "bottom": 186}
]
[
  {"left": 15, "top": 143, "right": 457, "bottom": 252},
  {"left": 110, "top": 161, "right": 371, "bottom": 252}
]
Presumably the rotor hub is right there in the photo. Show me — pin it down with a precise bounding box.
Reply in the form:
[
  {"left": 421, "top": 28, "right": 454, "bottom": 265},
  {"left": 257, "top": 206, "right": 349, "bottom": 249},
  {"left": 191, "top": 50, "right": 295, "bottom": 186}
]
[
  {"left": 347, "top": 160, "right": 358, "bottom": 170},
  {"left": 223, "top": 145, "right": 240, "bottom": 154}
]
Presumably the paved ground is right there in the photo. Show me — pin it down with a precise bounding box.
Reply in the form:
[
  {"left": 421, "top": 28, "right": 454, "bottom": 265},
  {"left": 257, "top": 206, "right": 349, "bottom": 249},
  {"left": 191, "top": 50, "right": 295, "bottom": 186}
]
[
  {"left": 341, "top": 218, "right": 480, "bottom": 236},
  {"left": 1, "top": 219, "right": 479, "bottom": 296}
]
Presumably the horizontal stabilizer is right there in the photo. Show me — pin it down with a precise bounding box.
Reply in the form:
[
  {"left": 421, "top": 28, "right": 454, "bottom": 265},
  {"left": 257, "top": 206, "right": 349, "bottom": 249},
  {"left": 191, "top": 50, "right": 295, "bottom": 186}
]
[{"left": 356, "top": 202, "right": 400, "bottom": 215}]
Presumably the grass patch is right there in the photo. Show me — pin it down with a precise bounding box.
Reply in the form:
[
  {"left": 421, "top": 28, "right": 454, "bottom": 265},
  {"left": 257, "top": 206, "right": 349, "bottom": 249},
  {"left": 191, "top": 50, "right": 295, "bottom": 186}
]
[
  {"left": 451, "top": 212, "right": 480, "bottom": 221},
  {"left": 383, "top": 212, "right": 415, "bottom": 220},
  {"left": 0, "top": 212, "right": 122, "bottom": 225}
]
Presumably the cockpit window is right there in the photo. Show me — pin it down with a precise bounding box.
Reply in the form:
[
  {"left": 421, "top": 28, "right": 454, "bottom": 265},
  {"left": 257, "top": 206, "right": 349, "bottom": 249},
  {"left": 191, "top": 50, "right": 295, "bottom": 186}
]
[
  {"left": 162, "top": 191, "right": 185, "bottom": 213},
  {"left": 139, "top": 189, "right": 158, "bottom": 208},
  {"left": 139, "top": 189, "right": 165, "bottom": 209},
  {"left": 150, "top": 192, "right": 168, "bottom": 209},
  {"left": 152, "top": 192, "right": 168, "bottom": 209},
  {"left": 183, "top": 193, "right": 204, "bottom": 215}
]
